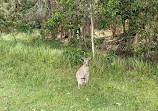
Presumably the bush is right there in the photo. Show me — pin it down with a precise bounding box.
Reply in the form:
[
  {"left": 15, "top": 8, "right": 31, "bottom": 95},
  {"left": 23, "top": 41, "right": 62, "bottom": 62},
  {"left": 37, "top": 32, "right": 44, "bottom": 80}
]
[
  {"left": 63, "top": 47, "right": 91, "bottom": 66},
  {"left": 63, "top": 48, "right": 84, "bottom": 66}
]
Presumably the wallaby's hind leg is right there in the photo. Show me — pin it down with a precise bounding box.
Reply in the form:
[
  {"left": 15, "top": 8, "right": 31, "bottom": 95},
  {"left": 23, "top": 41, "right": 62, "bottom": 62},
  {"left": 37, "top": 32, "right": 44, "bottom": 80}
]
[{"left": 77, "top": 79, "right": 82, "bottom": 89}]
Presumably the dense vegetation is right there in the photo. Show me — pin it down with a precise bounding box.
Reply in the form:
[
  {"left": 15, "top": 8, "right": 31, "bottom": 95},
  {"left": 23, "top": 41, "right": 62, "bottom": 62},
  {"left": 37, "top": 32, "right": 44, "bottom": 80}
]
[
  {"left": 0, "top": 0, "right": 158, "bottom": 110},
  {"left": 0, "top": 0, "right": 158, "bottom": 60}
]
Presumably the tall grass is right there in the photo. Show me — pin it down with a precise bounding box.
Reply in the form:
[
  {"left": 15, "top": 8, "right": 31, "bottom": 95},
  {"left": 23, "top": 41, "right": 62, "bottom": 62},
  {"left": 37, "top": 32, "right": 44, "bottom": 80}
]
[{"left": 0, "top": 32, "right": 158, "bottom": 111}]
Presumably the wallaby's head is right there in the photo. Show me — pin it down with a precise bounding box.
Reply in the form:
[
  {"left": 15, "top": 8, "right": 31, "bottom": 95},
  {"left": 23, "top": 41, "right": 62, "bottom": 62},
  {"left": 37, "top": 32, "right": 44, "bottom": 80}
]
[{"left": 82, "top": 57, "right": 91, "bottom": 66}]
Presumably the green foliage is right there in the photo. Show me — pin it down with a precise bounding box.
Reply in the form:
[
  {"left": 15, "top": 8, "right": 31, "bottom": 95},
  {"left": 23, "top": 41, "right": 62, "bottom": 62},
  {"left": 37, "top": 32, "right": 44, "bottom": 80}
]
[
  {"left": 63, "top": 48, "right": 84, "bottom": 66},
  {"left": 98, "top": 0, "right": 120, "bottom": 29},
  {"left": 94, "top": 38, "right": 105, "bottom": 50},
  {"left": 0, "top": 0, "right": 16, "bottom": 32},
  {"left": 117, "top": 33, "right": 158, "bottom": 63},
  {"left": 68, "top": 36, "right": 80, "bottom": 47},
  {"left": 1, "top": 0, "right": 157, "bottom": 62},
  {"left": 64, "top": 36, "right": 92, "bottom": 66},
  {"left": 133, "top": 41, "right": 158, "bottom": 62},
  {"left": 0, "top": 0, "right": 46, "bottom": 33},
  {"left": 99, "top": 0, "right": 158, "bottom": 61},
  {"left": 47, "top": 12, "right": 61, "bottom": 31},
  {"left": 99, "top": 0, "right": 119, "bottom": 20}
]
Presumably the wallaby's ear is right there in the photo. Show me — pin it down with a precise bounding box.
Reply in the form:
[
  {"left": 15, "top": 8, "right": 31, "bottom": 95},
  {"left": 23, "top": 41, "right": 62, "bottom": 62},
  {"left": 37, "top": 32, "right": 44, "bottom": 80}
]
[
  {"left": 88, "top": 57, "right": 91, "bottom": 60},
  {"left": 81, "top": 57, "right": 86, "bottom": 60}
]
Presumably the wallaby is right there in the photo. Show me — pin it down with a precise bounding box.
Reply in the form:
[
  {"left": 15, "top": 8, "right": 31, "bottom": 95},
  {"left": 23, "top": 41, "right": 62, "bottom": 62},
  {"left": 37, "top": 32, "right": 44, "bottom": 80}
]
[{"left": 76, "top": 57, "right": 91, "bottom": 89}]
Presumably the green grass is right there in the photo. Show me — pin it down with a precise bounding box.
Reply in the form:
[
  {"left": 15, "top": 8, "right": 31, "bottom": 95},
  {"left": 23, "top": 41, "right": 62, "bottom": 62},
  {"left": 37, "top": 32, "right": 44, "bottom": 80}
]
[{"left": 0, "top": 32, "right": 158, "bottom": 111}]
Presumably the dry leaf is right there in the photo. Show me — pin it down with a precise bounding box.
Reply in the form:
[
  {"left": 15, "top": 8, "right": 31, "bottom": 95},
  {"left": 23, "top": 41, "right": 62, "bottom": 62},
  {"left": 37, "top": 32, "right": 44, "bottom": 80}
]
[
  {"left": 32, "top": 109, "right": 36, "bottom": 111},
  {"left": 66, "top": 93, "right": 70, "bottom": 95},
  {"left": 116, "top": 103, "right": 121, "bottom": 106},
  {"left": 70, "top": 106, "right": 74, "bottom": 108}
]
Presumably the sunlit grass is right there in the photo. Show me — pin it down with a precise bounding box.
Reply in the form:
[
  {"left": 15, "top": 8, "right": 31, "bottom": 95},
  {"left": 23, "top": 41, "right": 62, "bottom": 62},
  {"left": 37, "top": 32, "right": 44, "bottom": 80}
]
[
  {"left": 0, "top": 30, "right": 41, "bottom": 41},
  {"left": 0, "top": 32, "right": 158, "bottom": 111},
  {"left": 94, "top": 29, "right": 112, "bottom": 38}
]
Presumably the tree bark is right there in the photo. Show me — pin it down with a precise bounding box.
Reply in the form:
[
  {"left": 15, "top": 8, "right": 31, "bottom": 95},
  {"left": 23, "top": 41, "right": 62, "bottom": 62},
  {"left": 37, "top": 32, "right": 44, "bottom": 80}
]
[
  {"left": 47, "top": 0, "right": 52, "bottom": 18},
  {"left": 82, "top": 10, "right": 86, "bottom": 47},
  {"left": 86, "top": 20, "right": 91, "bottom": 36},
  {"left": 134, "top": 33, "right": 138, "bottom": 54},
  {"left": 51, "top": 30, "right": 56, "bottom": 39},
  {"left": 69, "top": 29, "right": 72, "bottom": 38},
  {"left": 60, "top": 24, "right": 63, "bottom": 41},
  {"left": 122, "top": 19, "right": 126, "bottom": 33},
  {"left": 111, "top": 17, "right": 116, "bottom": 38},
  {"left": 78, "top": 28, "right": 81, "bottom": 47},
  {"left": 90, "top": 0, "right": 95, "bottom": 58}
]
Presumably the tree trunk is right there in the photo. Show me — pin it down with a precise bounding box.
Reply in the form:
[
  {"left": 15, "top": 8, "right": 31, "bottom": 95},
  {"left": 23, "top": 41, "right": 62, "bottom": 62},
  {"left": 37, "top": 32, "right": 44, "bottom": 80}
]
[
  {"left": 65, "top": 30, "right": 69, "bottom": 38},
  {"left": 51, "top": 30, "right": 56, "bottom": 39},
  {"left": 78, "top": 28, "right": 81, "bottom": 47},
  {"left": 82, "top": 10, "right": 86, "bottom": 48},
  {"left": 122, "top": 19, "right": 126, "bottom": 33},
  {"left": 60, "top": 24, "right": 63, "bottom": 41},
  {"left": 47, "top": 0, "right": 54, "bottom": 39},
  {"left": 90, "top": 0, "right": 95, "bottom": 58},
  {"left": 111, "top": 17, "right": 116, "bottom": 38},
  {"left": 69, "top": 29, "right": 72, "bottom": 38},
  {"left": 134, "top": 33, "right": 138, "bottom": 54},
  {"left": 86, "top": 20, "right": 91, "bottom": 36},
  {"left": 47, "top": 0, "right": 52, "bottom": 18}
]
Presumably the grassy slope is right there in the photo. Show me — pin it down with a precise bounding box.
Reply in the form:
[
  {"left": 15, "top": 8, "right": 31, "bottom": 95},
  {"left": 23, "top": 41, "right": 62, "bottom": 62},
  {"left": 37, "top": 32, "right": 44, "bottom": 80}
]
[{"left": 0, "top": 33, "right": 158, "bottom": 111}]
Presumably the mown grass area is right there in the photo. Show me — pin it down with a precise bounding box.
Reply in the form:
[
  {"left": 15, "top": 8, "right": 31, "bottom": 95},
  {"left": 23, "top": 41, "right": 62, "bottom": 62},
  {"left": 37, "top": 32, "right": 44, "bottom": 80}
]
[{"left": 0, "top": 32, "right": 158, "bottom": 111}]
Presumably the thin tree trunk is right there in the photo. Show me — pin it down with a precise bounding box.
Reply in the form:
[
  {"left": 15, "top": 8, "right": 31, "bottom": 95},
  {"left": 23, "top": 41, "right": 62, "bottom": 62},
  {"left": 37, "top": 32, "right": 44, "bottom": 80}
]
[
  {"left": 69, "top": 29, "right": 72, "bottom": 38},
  {"left": 65, "top": 30, "right": 69, "bottom": 38},
  {"left": 134, "top": 33, "right": 138, "bottom": 55},
  {"left": 60, "top": 24, "right": 63, "bottom": 41},
  {"left": 82, "top": 11, "right": 86, "bottom": 48},
  {"left": 51, "top": 29, "right": 56, "bottom": 39},
  {"left": 78, "top": 28, "right": 81, "bottom": 47},
  {"left": 47, "top": 0, "right": 52, "bottom": 18},
  {"left": 90, "top": 0, "right": 95, "bottom": 58},
  {"left": 122, "top": 19, "right": 126, "bottom": 33},
  {"left": 86, "top": 21, "right": 91, "bottom": 36},
  {"left": 111, "top": 17, "right": 116, "bottom": 38},
  {"left": 47, "top": 0, "right": 54, "bottom": 39}
]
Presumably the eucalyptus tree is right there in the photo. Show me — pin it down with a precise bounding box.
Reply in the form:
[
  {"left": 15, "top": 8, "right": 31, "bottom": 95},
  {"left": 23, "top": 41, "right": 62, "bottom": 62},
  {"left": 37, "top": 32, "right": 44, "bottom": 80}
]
[
  {"left": 90, "top": 0, "right": 95, "bottom": 57},
  {"left": 46, "top": 0, "right": 96, "bottom": 57}
]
